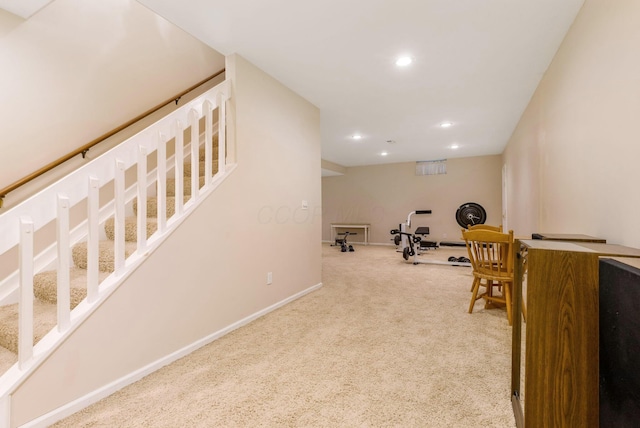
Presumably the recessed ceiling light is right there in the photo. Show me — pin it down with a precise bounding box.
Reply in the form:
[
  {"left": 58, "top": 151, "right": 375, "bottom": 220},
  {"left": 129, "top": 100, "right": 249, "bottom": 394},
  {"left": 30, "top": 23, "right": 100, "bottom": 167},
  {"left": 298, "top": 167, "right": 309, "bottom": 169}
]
[
  {"left": 450, "top": 144, "right": 459, "bottom": 149},
  {"left": 440, "top": 121, "right": 453, "bottom": 128},
  {"left": 352, "top": 134, "right": 363, "bottom": 140},
  {"left": 380, "top": 151, "right": 388, "bottom": 156},
  {"left": 395, "top": 56, "right": 413, "bottom": 67}
]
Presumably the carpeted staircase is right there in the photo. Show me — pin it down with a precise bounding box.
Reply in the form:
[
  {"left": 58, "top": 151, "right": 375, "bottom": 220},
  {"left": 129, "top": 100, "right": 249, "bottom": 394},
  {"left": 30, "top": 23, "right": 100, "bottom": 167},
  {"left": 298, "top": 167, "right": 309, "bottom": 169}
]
[{"left": 0, "top": 136, "right": 218, "bottom": 375}]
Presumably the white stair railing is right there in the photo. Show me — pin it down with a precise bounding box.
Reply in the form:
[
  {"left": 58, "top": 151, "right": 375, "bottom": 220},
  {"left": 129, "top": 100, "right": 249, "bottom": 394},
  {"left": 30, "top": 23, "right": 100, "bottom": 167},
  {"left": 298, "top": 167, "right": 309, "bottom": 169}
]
[{"left": 0, "top": 79, "right": 234, "bottom": 426}]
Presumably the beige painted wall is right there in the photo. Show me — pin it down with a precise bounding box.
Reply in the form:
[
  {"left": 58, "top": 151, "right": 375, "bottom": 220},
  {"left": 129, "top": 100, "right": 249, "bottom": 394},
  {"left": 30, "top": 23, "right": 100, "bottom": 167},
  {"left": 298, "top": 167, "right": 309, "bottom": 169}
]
[
  {"left": 503, "top": 0, "right": 640, "bottom": 248},
  {"left": 0, "top": 0, "right": 223, "bottom": 194},
  {"left": 322, "top": 155, "right": 502, "bottom": 245},
  {"left": 10, "top": 54, "right": 322, "bottom": 425}
]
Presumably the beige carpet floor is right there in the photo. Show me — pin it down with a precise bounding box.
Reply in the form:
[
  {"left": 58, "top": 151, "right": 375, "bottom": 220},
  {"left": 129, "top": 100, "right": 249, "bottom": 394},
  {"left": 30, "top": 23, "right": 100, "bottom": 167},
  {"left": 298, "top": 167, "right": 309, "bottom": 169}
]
[{"left": 54, "top": 244, "right": 515, "bottom": 427}]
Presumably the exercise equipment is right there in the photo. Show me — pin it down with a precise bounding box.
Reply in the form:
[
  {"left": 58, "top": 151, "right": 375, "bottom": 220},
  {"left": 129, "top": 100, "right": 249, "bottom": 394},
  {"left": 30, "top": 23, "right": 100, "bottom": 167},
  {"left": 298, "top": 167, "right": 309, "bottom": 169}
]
[
  {"left": 332, "top": 231, "right": 355, "bottom": 252},
  {"left": 395, "top": 210, "right": 433, "bottom": 251},
  {"left": 390, "top": 208, "right": 469, "bottom": 266},
  {"left": 414, "top": 227, "right": 438, "bottom": 251},
  {"left": 448, "top": 256, "right": 471, "bottom": 266},
  {"left": 390, "top": 229, "right": 470, "bottom": 267},
  {"left": 455, "top": 202, "right": 487, "bottom": 228},
  {"left": 390, "top": 229, "right": 421, "bottom": 260}
]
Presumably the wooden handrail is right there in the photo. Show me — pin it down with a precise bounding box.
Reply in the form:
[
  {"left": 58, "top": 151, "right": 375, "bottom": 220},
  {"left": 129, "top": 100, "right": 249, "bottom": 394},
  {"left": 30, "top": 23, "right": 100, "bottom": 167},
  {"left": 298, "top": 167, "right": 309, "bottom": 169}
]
[{"left": 0, "top": 69, "right": 225, "bottom": 207}]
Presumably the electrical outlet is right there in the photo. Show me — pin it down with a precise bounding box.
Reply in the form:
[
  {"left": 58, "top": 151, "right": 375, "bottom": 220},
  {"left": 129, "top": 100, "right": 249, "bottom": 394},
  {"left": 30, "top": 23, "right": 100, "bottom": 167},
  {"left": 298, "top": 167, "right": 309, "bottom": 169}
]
[
  {"left": 302, "top": 200, "right": 308, "bottom": 210},
  {"left": 267, "top": 272, "right": 273, "bottom": 285},
  {"left": 443, "top": 233, "right": 447, "bottom": 238}
]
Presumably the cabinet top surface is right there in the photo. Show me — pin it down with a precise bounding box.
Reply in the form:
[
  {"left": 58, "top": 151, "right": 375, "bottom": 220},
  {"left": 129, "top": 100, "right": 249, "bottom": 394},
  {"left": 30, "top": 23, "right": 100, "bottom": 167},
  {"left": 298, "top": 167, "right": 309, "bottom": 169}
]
[
  {"left": 519, "top": 239, "right": 640, "bottom": 258},
  {"left": 533, "top": 233, "right": 606, "bottom": 243}
]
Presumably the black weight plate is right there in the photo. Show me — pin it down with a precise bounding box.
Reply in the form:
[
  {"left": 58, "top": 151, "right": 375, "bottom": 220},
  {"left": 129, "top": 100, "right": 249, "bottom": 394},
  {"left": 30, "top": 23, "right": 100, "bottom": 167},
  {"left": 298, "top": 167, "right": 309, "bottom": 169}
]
[
  {"left": 394, "top": 235, "right": 401, "bottom": 246},
  {"left": 403, "top": 247, "right": 410, "bottom": 260},
  {"left": 456, "top": 202, "right": 487, "bottom": 228}
]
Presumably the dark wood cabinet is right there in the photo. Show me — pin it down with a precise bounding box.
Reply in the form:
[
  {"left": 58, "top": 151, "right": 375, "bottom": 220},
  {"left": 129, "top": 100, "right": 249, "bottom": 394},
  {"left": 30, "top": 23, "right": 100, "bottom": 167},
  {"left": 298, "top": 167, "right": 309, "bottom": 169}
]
[
  {"left": 599, "top": 258, "right": 640, "bottom": 427},
  {"left": 511, "top": 240, "right": 640, "bottom": 427}
]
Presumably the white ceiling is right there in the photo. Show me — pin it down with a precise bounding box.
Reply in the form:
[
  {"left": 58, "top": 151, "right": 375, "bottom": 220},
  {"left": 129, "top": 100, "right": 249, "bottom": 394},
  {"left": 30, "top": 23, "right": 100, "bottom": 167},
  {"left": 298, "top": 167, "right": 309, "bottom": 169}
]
[{"left": 137, "top": 0, "right": 584, "bottom": 168}]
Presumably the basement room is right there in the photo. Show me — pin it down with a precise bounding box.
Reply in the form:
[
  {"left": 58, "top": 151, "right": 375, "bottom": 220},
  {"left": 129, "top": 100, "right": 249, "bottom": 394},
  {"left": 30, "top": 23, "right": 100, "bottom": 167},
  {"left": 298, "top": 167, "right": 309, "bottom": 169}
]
[{"left": 1, "top": 0, "right": 639, "bottom": 427}]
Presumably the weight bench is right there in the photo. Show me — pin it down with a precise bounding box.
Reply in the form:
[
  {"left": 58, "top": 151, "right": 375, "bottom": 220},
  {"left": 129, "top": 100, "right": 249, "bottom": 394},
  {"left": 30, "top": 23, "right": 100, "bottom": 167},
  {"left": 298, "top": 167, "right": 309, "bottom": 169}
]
[
  {"left": 414, "top": 227, "right": 438, "bottom": 250},
  {"left": 333, "top": 232, "right": 357, "bottom": 247}
]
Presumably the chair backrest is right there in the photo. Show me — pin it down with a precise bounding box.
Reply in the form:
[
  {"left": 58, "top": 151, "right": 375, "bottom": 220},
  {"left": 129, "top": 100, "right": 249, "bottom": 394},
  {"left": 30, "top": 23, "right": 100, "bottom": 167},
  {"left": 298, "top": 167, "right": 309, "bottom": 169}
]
[
  {"left": 462, "top": 229, "right": 514, "bottom": 280},
  {"left": 467, "top": 224, "right": 503, "bottom": 232}
]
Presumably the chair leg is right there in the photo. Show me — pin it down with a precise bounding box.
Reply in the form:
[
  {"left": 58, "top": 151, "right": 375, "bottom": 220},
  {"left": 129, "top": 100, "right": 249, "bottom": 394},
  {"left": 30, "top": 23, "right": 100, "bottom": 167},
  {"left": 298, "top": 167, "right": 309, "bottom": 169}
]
[{"left": 469, "top": 277, "right": 481, "bottom": 313}]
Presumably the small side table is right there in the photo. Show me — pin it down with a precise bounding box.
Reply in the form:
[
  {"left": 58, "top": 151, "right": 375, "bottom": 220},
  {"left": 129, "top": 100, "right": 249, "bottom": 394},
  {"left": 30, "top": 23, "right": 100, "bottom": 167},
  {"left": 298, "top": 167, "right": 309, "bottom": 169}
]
[{"left": 330, "top": 223, "right": 370, "bottom": 245}]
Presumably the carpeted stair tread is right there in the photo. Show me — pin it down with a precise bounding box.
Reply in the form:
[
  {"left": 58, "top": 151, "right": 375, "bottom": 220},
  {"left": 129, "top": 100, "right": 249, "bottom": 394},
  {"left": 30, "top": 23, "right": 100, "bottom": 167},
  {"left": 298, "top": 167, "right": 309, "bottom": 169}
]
[
  {"left": 0, "top": 343, "right": 17, "bottom": 373},
  {"left": 198, "top": 135, "right": 218, "bottom": 161},
  {"left": 166, "top": 177, "right": 205, "bottom": 196},
  {"left": 0, "top": 300, "right": 58, "bottom": 354},
  {"left": 72, "top": 241, "right": 137, "bottom": 272},
  {"left": 184, "top": 160, "right": 216, "bottom": 178},
  {"left": 198, "top": 148, "right": 219, "bottom": 162},
  {"left": 133, "top": 196, "right": 191, "bottom": 219},
  {"left": 34, "top": 267, "right": 111, "bottom": 309},
  {"left": 104, "top": 217, "right": 158, "bottom": 242}
]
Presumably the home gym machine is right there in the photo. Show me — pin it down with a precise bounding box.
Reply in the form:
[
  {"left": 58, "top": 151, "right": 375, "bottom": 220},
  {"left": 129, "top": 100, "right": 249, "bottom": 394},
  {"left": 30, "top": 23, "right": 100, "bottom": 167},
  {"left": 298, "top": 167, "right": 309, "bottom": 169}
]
[
  {"left": 393, "top": 210, "right": 436, "bottom": 253},
  {"left": 390, "top": 228, "right": 471, "bottom": 267},
  {"left": 390, "top": 208, "right": 471, "bottom": 267}
]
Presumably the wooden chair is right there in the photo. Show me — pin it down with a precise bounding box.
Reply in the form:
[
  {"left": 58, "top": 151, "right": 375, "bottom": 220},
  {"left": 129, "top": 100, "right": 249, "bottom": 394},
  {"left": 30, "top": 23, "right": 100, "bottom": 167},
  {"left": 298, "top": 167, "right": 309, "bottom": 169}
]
[
  {"left": 462, "top": 229, "right": 515, "bottom": 325},
  {"left": 467, "top": 224, "right": 503, "bottom": 232},
  {"left": 461, "top": 224, "right": 504, "bottom": 292}
]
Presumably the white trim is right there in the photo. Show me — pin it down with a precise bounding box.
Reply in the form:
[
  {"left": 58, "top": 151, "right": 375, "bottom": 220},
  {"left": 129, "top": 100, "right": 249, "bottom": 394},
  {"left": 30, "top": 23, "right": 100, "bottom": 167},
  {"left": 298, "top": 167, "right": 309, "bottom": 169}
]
[
  {"left": 502, "top": 163, "right": 509, "bottom": 232},
  {"left": 0, "top": 394, "right": 9, "bottom": 428},
  {"left": 19, "top": 282, "right": 323, "bottom": 428}
]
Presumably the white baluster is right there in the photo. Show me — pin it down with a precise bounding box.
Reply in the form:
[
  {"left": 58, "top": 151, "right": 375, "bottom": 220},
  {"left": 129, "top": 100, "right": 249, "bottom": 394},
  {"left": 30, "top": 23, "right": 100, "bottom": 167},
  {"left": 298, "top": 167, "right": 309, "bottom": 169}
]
[
  {"left": 57, "top": 195, "right": 71, "bottom": 332},
  {"left": 217, "top": 92, "right": 227, "bottom": 174},
  {"left": 157, "top": 132, "right": 167, "bottom": 231},
  {"left": 174, "top": 120, "right": 185, "bottom": 216},
  {"left": 19, "top": 217, "right": 34, "bottom": 368},
  {"left": 204, "top": 100, "right": 213, "bottom": 186},
  {"left": 114, "top": 159, "right": 125, "bottom": 276},
  {"left": 137, "top": 145, "right": 148, "bottom": 253},
  {"left": 189, "top": 108, "right": 200, "bottom": 201},
  {"left": 87, "top": 177, "right": 100, "bottom": 303}
]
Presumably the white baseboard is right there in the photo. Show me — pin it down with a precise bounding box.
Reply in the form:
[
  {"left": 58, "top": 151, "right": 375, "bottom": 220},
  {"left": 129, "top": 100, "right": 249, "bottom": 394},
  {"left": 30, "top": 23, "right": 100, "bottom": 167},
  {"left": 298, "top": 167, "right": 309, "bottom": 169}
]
[
  {"left": 20, "top": 282, "right": 323, "bottom": 428},
  {"left": 322, "top": 240, "right": 395, "bottom": 247}
]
